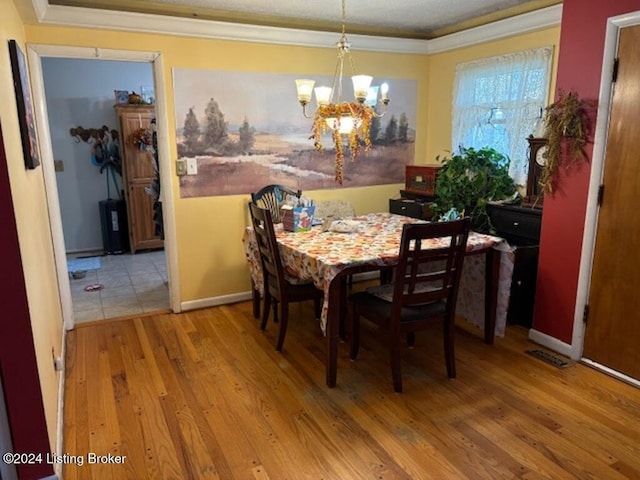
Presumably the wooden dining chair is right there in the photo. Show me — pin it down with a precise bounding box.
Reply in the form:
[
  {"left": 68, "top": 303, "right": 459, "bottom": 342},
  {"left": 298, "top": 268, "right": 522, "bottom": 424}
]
[
  {"left": 349, "top": 218, "right": 471, "bottom": 392},
  {"left": 248, "top": 202, "right": 323, "bottom": 352},
  {"left": 251, "top": 184, "right": 301, "bottom": 223},
  {"left": 249, "top": 185, "right": 302, "bottom": 318}
]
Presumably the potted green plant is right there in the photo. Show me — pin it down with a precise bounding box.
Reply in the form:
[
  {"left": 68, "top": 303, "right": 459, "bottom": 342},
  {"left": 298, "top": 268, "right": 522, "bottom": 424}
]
[
  {"left": 431, "top": 146, "right": 517, "bottom": 232},
  {"left": 539, "top": 89, "right": 593, "bottom": 194}
]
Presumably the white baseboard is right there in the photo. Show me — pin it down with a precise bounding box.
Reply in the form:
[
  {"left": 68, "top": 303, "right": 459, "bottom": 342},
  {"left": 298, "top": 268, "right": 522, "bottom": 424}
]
[
  {"left": 180, "top": 272, "right": 380, "bottom": 312},
  {"left": 181, "top": 292, "right": 253, "bottom": 311},
  {"left": 527, "top": 328, "right": 574, "bottom": 359},
  {"left": 352, "top": 271, "right": 380, "bottom": 282},
  {"left": 54, "top": 327, "right": 67, "bottom": 479}
]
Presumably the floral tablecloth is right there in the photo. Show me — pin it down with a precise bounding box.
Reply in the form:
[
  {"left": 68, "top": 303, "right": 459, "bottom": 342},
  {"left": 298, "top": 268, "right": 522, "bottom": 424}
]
[{"left": 243, "top": 212, "right": 514, "bottom": 336}]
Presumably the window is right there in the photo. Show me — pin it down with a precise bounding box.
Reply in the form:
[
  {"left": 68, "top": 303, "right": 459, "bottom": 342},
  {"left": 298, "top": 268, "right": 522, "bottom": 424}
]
[{"left": 452, "top": 47, "right": 553, "bottom": 185}]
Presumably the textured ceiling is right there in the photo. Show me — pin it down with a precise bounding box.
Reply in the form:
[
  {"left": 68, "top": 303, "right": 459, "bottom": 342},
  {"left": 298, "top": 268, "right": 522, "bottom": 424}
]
[{"left": 48, "top": 0, "right": 562, "bottom": 39}]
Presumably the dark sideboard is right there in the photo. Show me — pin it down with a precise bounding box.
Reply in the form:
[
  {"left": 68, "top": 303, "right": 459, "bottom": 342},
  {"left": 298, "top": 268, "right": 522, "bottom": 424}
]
[{"left": 487, "top": 203, "right": 542, "bottom": 329}]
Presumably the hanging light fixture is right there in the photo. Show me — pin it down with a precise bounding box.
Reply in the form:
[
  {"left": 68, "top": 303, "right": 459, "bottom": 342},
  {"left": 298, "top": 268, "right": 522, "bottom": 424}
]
[{"left": 295, "top": 0, "right": 390, "bottom": 184}]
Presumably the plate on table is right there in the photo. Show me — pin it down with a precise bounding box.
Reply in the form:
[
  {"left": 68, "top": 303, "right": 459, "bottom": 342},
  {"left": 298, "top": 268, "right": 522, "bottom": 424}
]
[{"left": 330, "top": 220, "right": 361, "bottom": 233}]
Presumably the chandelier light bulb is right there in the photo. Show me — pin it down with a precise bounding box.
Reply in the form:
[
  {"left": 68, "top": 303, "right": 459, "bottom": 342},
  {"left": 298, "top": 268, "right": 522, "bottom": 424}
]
[
  {"left": 352, "top": 75, "right": 373, "bottom": 103},
  {"left": 314, "top": 86, "right": 332, "bottom": 107},
  {"left": 380, "top": 82, "right": 389, "bottom": 100},
  {"left": 295, "top": 79, "right": 315, "bottom": 105}
]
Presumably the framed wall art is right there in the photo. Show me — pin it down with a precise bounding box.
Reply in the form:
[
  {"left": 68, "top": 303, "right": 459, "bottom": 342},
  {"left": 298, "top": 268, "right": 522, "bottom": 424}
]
[
  {"left": 114, "top": 89, "right": 129, "bottom": 105},
  {"left": 8, "top": 40, "right": 40, "bottom": 169}
]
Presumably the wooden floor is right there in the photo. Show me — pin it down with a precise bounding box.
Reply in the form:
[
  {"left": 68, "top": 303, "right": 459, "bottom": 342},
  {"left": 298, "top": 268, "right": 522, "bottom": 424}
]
[{"left": 63, "top": 293, "right": 640, "bottom": 479}]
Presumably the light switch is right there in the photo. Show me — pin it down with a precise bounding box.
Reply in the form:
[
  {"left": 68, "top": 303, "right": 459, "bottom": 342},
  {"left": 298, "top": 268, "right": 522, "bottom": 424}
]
[
  {"left": 176, "top": 159, "right": 187, "bottom": 176},
  {"left": 54, "top": 160, "right": 64, "bottom": 172},
  {"left": 186, "top": 158, "right": 198, "bottom": 175}
]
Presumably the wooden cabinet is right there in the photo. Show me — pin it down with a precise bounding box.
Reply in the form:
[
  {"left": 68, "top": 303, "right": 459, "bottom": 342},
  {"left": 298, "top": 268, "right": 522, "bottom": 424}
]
[
  {"left": 487, "top": 203, "right": 542, "bottom": 246},
  {"left": 115, "top": 105, "right": 163, "bottom": 253},
  {"left": 389, "top": 198, "right": 433, "bottom": 219},
  {"left": 389, "top": 191, "right": 436, "bottom": 219},
  {"left": 487, "top": 204, "right": 542, "bottom": 328}
]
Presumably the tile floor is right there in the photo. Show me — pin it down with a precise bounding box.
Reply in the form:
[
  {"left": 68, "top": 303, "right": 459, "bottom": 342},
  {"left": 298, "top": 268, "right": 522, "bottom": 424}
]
[{"left": 68, "top": 249, "right": 169, "bottom": 324}]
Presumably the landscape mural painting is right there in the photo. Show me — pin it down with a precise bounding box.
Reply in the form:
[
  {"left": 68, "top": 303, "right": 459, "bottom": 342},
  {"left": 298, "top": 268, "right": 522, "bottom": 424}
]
[{"left": 173, "top": 68, "right": 417, "bottom": 197}]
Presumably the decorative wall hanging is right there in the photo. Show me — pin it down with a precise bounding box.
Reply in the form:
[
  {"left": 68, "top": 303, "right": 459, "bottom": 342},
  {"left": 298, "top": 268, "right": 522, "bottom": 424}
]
[
  {"left": 69, "top": 125, "right": 122, "bottom": 197},
  {"left": 173, "top": 68, "right": 417, "bottom": 198},
  {"left": 8, "top": 40, "right": 41, "bottom": 169},
  {"left": 539, "top": 89, "right": 595, "bottom": 195}
]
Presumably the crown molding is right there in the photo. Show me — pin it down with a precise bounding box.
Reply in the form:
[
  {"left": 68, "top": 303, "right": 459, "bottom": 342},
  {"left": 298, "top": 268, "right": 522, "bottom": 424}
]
[
  {"left": 31, "top": 2, "right": 561, "bottom": 55},
  {"left": 427, "top": 4, "right": 562, "bottom": 53}
]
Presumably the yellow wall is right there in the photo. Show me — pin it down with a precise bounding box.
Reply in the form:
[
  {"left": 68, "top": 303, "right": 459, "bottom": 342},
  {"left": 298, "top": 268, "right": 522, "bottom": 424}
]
[
  {"left": 425, "top": 26, "right": 560, "bottom": 163},
  {"left": 1, "top": 0, "right": 63, "bottom": 451},
  {"left": 25, "top": 25, "right": 428, "bottom": 302},
  {"left": 22, "top": 22, "right": 560, "bottom": 308}
]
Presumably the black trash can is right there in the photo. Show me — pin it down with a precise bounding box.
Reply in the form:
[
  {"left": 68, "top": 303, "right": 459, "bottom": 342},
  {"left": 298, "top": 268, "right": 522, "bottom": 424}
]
[{"left": 99, "top": 199, "right": 129, "bottom": 254}]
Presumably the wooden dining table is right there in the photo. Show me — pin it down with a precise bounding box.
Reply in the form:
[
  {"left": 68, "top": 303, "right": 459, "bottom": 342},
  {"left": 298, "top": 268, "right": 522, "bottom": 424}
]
[{"left": 242, "top": 212, "right": 514, "bottom": 388}]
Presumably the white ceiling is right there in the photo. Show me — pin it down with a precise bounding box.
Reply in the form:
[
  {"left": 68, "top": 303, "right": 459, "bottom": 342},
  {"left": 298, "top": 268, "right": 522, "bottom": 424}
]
[{"left": 42, "top": 0, "right": 562, "bottom": 39}]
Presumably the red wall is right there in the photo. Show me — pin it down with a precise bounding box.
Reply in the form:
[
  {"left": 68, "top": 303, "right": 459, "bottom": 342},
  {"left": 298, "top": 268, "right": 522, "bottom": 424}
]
[
  {"left": 0, "top": 124, "right": 52, "bottom": 478},
  {"left": 534, "top": 0, "right": 640, "bottom": 342}
]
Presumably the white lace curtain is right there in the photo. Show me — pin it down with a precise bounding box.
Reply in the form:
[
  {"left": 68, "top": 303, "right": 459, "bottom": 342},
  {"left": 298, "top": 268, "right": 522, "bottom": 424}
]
[{"left": 452, "top": 47, "right": 553, "bottom": 186}]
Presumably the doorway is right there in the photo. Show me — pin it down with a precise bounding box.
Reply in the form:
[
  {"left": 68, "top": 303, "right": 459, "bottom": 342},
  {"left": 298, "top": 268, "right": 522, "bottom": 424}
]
[
  {"left": 41, "top": 57, "right": 168, "bottom": 324},
  {"left": 27, "top": 45, "right": 180, "bottom": 330},
  {"left": 572, "top": 12, "right": 640, "bottom": 386}
]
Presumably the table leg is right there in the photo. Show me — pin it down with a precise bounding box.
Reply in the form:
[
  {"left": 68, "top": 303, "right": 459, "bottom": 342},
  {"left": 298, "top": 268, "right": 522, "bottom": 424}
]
[
  {"left": 326, "top": 276, "right": 341, "bottom": 388},
  {"left": 339, "top": 277, "right": 348, "bottom": 342},
  {"left": 484, "top": 247, "right": 500, "bottom": 344}
]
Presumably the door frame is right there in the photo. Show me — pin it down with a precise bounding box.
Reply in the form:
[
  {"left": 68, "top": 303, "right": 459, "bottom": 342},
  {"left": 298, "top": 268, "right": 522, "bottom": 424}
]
[
  {"left": 572, "top": 10, "right": 640, "bottom": 386},
  {"left": 27, "top": 44, "right": 181, "bottom": 330}
]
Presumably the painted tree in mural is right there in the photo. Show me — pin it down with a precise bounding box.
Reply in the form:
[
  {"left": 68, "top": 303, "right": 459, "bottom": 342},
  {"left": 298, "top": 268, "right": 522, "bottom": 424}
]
[
  {"left": 182, "top": 107, "right": 201, "bottom": 154},
  {"left": 398, "top": 113, "right": 409, "bottom": 143},
  {"left": 369, "top": 116, "right": 382, "bottom": 145},
  {"left": 238, "top": 117, "right": 255, "bottom": 154},
  {"left": 384, "top": 115, "right": 398, "bottom": 145},
  {"left": 203, "top": 97, "right": 229, "bottom": 154}
]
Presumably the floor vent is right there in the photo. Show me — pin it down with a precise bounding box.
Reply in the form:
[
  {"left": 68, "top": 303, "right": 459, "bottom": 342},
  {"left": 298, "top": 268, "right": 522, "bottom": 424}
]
[{"left": 526, "top": 349, "right": 572, "bottom": 368}]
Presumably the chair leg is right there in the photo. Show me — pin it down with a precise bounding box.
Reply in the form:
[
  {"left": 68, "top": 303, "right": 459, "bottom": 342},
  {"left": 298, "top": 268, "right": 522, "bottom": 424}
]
[
  {"left": 349, "top": 311, "right": 360, "bottom": 360},
  {"left": 444, "top": 318, "right": 456, "bottom": 379},
  {"left": 313, "top": 296, "right": 322, "bottom": 319},
  {"left": 272, "top": 300, "right": 279, "bottom": 323},
  {"left": 390, "top": 334, "right": 403, "bottom": 393},
  {"left": 380, "top": 267, "right": 393, "bottom": 285},
  {"left": 276, "top": 303, "right": 289, "bottom": 352},
  {"left": 251, "top": 280, "right": 261, "bottom": 319},
  {"left": 407, "top": 332, "right": 416, "bottom": 348},
  {"left": 260, "top": 292, "right": 272, "bottom": 331}
]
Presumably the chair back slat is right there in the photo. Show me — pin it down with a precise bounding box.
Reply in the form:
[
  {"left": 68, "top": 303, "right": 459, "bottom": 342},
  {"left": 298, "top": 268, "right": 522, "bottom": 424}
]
[
  {"left": 393, "top": 219, "right": 470, "bottom": 311},
  {"left": 249, "top": 202, "right": 287, "bottom": 298},
  {"left": 251, "top": 184, "right": 301, "bottom": 223}
]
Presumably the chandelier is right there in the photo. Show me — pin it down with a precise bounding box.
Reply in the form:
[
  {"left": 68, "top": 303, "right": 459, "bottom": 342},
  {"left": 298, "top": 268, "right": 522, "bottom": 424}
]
[{"left": 295, "top": 0, "right": 390, "bottom": 184}]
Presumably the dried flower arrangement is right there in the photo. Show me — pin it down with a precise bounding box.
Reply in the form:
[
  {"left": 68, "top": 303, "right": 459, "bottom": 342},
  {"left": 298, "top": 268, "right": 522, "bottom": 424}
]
[
  {"left": 310, "top": 102, "right": 373, "bottom": 185},
  {"left": 540, "top": 90, "right": 595, "bottom": 194},
  {"left": 128, "top": 127, "right": 153, "bottom": 150}
]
